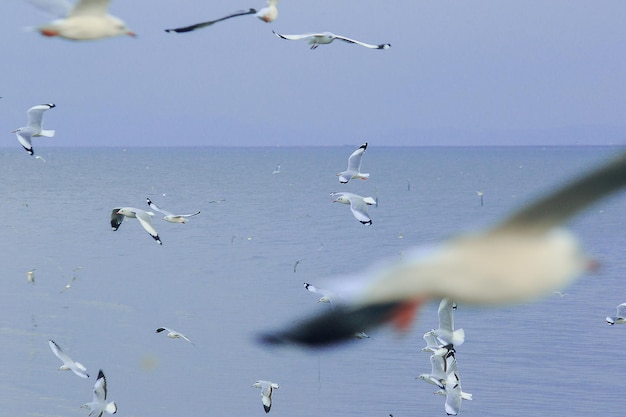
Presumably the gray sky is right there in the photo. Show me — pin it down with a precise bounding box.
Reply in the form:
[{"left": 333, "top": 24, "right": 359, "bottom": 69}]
[{"left": 2, "top": 0, "right": 625, "bottom": 147}]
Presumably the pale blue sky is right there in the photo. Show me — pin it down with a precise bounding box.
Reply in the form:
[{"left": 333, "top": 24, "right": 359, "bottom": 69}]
[{"left": 2, "top": 0, "right": 625, "bottom": 147}]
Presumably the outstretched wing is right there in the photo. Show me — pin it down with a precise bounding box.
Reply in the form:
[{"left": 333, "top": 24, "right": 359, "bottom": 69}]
[
  {"left": 146, "top": 198, "right": 172, "bottom": 216},
  {"left": 165, "top": 9, "right": 257, "bottom": 33},
  {"left": 333, "top": 35, "right": 390, "bottom": 49}
]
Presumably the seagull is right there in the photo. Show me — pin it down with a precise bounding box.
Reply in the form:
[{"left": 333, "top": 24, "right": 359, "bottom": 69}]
[
  {"left": 293, "top": 259, "right": 303, "bottom": 273},
  {"left": 422, "top": 331, "right": 454, "bottom": 356},
  {"left": 48, "top": 339, "right": 89, "bottom": 378},
  {"left": 606, "top": 302, "right": 626, "bottom": 325},
  {"left": 259, "top": 150, "right": 626, "bottom": 347},
  {"left": 81, "top": 370, "right": 117, "bottom": 417},
  {"left": 155, "top": 327, "right": 195, "bottom": 345},
  {"left": 13, "top": 103, "right": 55, "bottom": 156},
  {"left": 552, "top": 290, "right": 570, "bottom": 297},
  {"left": 252, "top": 380, "right": 279, "bottom": 413},
  {"left": 337, "top": 142, "right": 369, "bottom": 183},
  {"left": 304, "top": 282, "right": 337, "bottom": 308},
  {"left": 26, "top": 269, "right": 36, "bottom": 284},
  {"left": 273, "top": 31, "right": 390, "bottom": 50},
  {"left": 28, "top": 0, "right": 136, "bottom": 41},
  {"left": 272, "top": 164, "right": 281, "bottom": 174},
  {"left": 439, "top": 357, "right": 470, "bottom": 415},
  {"left": 146, "top": 198, "right": 200, "bottom": 223},
  {"left": 429, "top": 298, "right": 465, "bottom": 347},
  {"left": 164, "top": 0, "right": 278, "bottom": 33},
  {"left": 110, "top": 207, "right": 162, "bottom": 244},
  {"left": 330, "top": 192, "right": 377, "bottom": 225},
  {"left": 477, "top": 191, "right": 484, "bottom": 206},
  {"left": 417, "top": 352, "right": 454, "bottom": 389}
]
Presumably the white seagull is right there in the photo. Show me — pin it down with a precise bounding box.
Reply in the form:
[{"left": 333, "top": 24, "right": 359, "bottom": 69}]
[
  {"left": 110, "top": 207, "right": 162, "bottom": 244},
  {"left": 13, "top": 103, "right": 55, "bottom": 156},
  {"left": 28, "top": 0, "right": 136, "bottom": 41},
  {"left": 164, "top": 0, "right": 278, "bottom": 33},
  {"left": 438, "top": 357, "right": 471, "bottom": 415},
  {"left": 417, "top": 353, "right": 453, "bottom": 389},
  {"left": 155, "top": 327, "right": 195, "bottom": 345},
  {"left": 81, "top": 369, "right": 117, "bottom": 417},
  {"left": 252, "top": 380, "right": 279, "bottom": 413},
  {"left": 48, "top": 339, "right": 89, "bottom": 378},
  {"left": 146, "top": 198, "right": 200, "bottom": 223},
  {"left": 606, "top": 302, "right": 626, "bottom": 325},
  {"left": 260, "top": 150, "right": 626, "bottom": 347},
  {"left": 330, "top": 192, "right": 377, "bottom": 225},
  {"left": 428, "top": 298, "right": 465, "bottom": 347},
  {"left": 422, "top": 331, "right": 454, "bottom": 356},
  {"left": 304, "top": 282, "right": 337, "bottom": 308},
  {"left": 273, "top": 31, "right": 390, "bottom": 50},
  {"left": 337, "top": 142, "right": 369, "bottom": 183}
]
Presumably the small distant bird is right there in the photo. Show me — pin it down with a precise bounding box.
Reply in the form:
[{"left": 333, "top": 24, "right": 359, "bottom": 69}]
[
  {"left": 252, "top": 380, "right": 279, "bottom": 413},
  {"left": 146, "top": 198, "right": 200, "bottom": 223},
  {"left": 13, "top": 103, "right": 55, "bottom": 156},
  {"left": 155, "top": 327, "right": 195, "bottom": 345},
  {"left": 330, "top": 192, "right": 377, "bottom": 225},
  {"left": 304, "top": 282, "right": 337, "bottom": 308},
  {"left": 28, "top": 0, "right": 136, "bottom": 40},
  {"left": 477, "top": 191, "right": 484, "bottom": 207},
  {"left": 48, "top": 339, "right": 89, "bottom": 378},
  {"left": 552, "top": 290, "right": 569, "bottom": 297},
  {"left": 259, "top": 149, "right": 626, "bottom": 347},
  {"left": 111, "top": 207, "right": 162, "bottom": 244},
  {"left": 26, "top": 269, "right": 36, "bottom": 284},
  {"left": 337, "top": 142, "right": 369, "bottom": 183},
  {"left": 164, "top": 0, "right": 278, "bottom": 33},
  {"left": 273, "top": 31, "right": 390, "bottom": 50},
  {"left": 606, "top": 302, "right": 626, "bottom": 325},
  {"left": 272, "top": 164, "right": 281, "bottom": 174},
  {"left": 293, "top": 259, "right": 303, "bottom": 273},
  {"left": 81, "top": 370, "right": 117, "bottom": 417}
]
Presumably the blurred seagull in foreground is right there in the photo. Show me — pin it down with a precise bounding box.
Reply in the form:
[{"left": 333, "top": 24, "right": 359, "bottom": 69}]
[
  {"left": 252, "top": 380, "right": 279, "bottom": 413},
  {"left": 259, "top": 150, "right": 626, "bottom": 347},
  {"left": 81, "top": 370, "right": 117, "bottom": 417},
  {"left": 13, "top": 103, "right": 55, "bottom": 156},
  {"left": 164, "top": 0, "right": 277, "bottom": 33},
  {"left": 606, "top": 302, "right": 626, "bottom": 325},
  {"left": 273, "top": 31, "right": 390, "bottom": 50},
  {"left": 27, "top": 0, "right": 136, "bottom": 40},
  {"left": 155, "top": 327, "right": 195, "bottom": 345},
  {"left": 111, "top": 207, "right": 162, "bottom": 245},
  {"left": 146, "top": 198, "right": 200, "bottom": 223},
  {"left": 48, "top": 339, "right": 89, "bottom": 378},
  {"left": 330, "top": 192, "right": 377, "bottom": 225},
  {"left": 337, "top": 142, "right": 369, "bottom": 183}
]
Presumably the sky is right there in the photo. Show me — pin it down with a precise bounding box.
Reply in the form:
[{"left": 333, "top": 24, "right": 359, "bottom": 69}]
[{"left": 1, "top": 0, "right": 625, "bottom": 147}]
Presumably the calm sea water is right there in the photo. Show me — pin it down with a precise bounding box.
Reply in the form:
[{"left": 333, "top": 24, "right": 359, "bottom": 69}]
[{"left": 1, "top": 145, "right": 625, "bottom": 417}]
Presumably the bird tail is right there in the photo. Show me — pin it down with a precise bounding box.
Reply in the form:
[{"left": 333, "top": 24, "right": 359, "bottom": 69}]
[
  {"left": 258, "top": 300, "right": 423, "bottom": 348},
  {"left": 38, "top": 129, "right": 55, "bottom": 137}
]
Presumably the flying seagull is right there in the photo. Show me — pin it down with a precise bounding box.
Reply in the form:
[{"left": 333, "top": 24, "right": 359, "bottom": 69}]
[
  {"left": 48, "top": 339, "right": 89, "bottom": 378},
  {"left": 155, "top": 327, "right": 195, "bottom": 345},
  {"left": 337, "top": 143, "right": 369, "bottom": 183},
  {"left": 330, "top": 192, "right": 377, "bottom": 225},
  {"left": 259, "top": 150, "right": 626, "bottom": 347},
  {"left": 81, "top": 370, "right": 117, "bottom": 417},
  {"left": 146, "top": 198, "right": 200, "bottom": 223},
  {"left": 252, "top": 380, "right": 279, "bottom": 413},
  {"left": 111, "top": 207, "right": 162, "bottom": 244},
  {"left": 606, "top": 302, "right": 626, "bottom": 325},
  {"left": 13, "top": 103, "right": 55, "bottom": 156},
  {"left": 304, "top": 282, "right": 338, "bottom": 308},
  {"left": 273, "top": 31, "right": 390, "bottom": 50},
  {"left": 164, "top": 0, "right": 278, "bottom": 33},
  {"left": 27, "top": 0, "right": 135, "bottom": 40}
]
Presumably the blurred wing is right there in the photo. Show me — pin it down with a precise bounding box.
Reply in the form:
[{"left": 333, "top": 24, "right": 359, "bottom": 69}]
[
  {"left": 164, "top": 9, "right": 256, "bottom": 33},
  {"left": 493, "top": 150, "right": 626, "bottom": 233},
  {"left": 25, "top": 0, "right": 72, "bottom": 17},
  {"left": 617, "top": 303, "right": 626, "bottom": 317},
  {"left": 69, "top": 0, "right": 109, "bottom": 17}
]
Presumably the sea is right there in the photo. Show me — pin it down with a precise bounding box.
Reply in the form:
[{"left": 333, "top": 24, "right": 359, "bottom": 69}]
[{"left": 1, "top": 145, "right": 626, "bottom": 417}]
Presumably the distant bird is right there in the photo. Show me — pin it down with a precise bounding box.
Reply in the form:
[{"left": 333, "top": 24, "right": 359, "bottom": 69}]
[
  {"left": 48, "top": 339, "right": 89, "bottom": 378},
  {"left": 146, "top": 198, "right": 200, "bottom": 223},
  {"left": 477, "top": 191, "right": 484, "bottom": 207},
  {"left": 259, "top": 150, "right": 626, "bottom": 347},
  {"left": 353, "top": 331, "right": 370, "bottom": 339},
  {"left": 273, "top": 31, "right": 390, "bottom": 50},
  {"left": 337, "top": 142, "right": 369, "bottom": 183},
  {"left": 28, "top": 0, "right": 136, "bottom": 40},
  {"left": 304, "top": 282, "right": 337, "bottom": 308},
  {"left": 111, "top": 207, "right": 162, "bottom": 245},
  {"left": 428, "top": 298, "right": 465, "bottom": 347},
  {"left": 26, "top": 269, "right": 36, "bottom": 284},
  {"left": 330, "top": 192, "right": 377, "bottom": 225},
  {"left": 155, "top": 327, "right": 195, "bottom": 345},
  {"left": 606, "top": 302, "right": 626, "bottom": 325},
  {"left": 164, "top": 0, "right": 278, "bottom": 33},
  {"left": 293, "top": 259, "right": 303, "bottom": 273},
  {"left": 252, "top": 380, "right": 279, "bottom": 413},
  {"left": 13, "top": 103, "right": 55, "bottom": 156},
  {"left": 272, "top": 164, "right": 281, "bottom": 174},
  {"left": 81, "top": 370, "right": 117, "bottom": 417},
  {"left": 552, "top": 290, "right": 569, "bottom": 297}
]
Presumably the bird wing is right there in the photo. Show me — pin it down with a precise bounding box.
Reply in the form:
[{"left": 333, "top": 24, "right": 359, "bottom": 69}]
[
  {"left": 178, "top": 211, "right": 201, "bottom": 218},
  {"left": 48, "top": 339, "right": 72, "bottom": 364},
  {"left": 333, "top": 34, "right": 388, "bottom": 49},
  {"left": 16, "top": 130, "right": 34, "bottom": 155},
  {"left": 348, "top": 198, "right": 372, "bottom": 224},
  {"left": 69, "top": 0, "right": 110, "bottom": 17},
  {"left": 146, "top": 198, "right": 172, "bottom": 216},
  {"left": 437, "top": 298, "right": 455, "bottom": 333},
  {"left": 110, "top": 208, "right": 124, "bottom": 230},
  {"left": 273, "top": 31, "right": 319, "bottom": 41},
  {"left": 347, "top": 143, "right": 367, "bottom": 171},
  {"left": 617, "top": 303, "right": 626, "bottom": 317},
  {"left": 135, "top": 210, "right": 162, "bottom": 244},
  {"left": 25, "top": 0, "right": 72, "bottom": 18},
  {"left": 165, "top": 9, "right": 257, "bottom": 33},
  {"left": 93, "top": 370, "right": 107, "bottom": 402},
  {"left": 493, "top": 151, "right": 626, "bottom": 233},
  {"left": 26, "top": 105, "right": 52, "bottom": 130}
]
